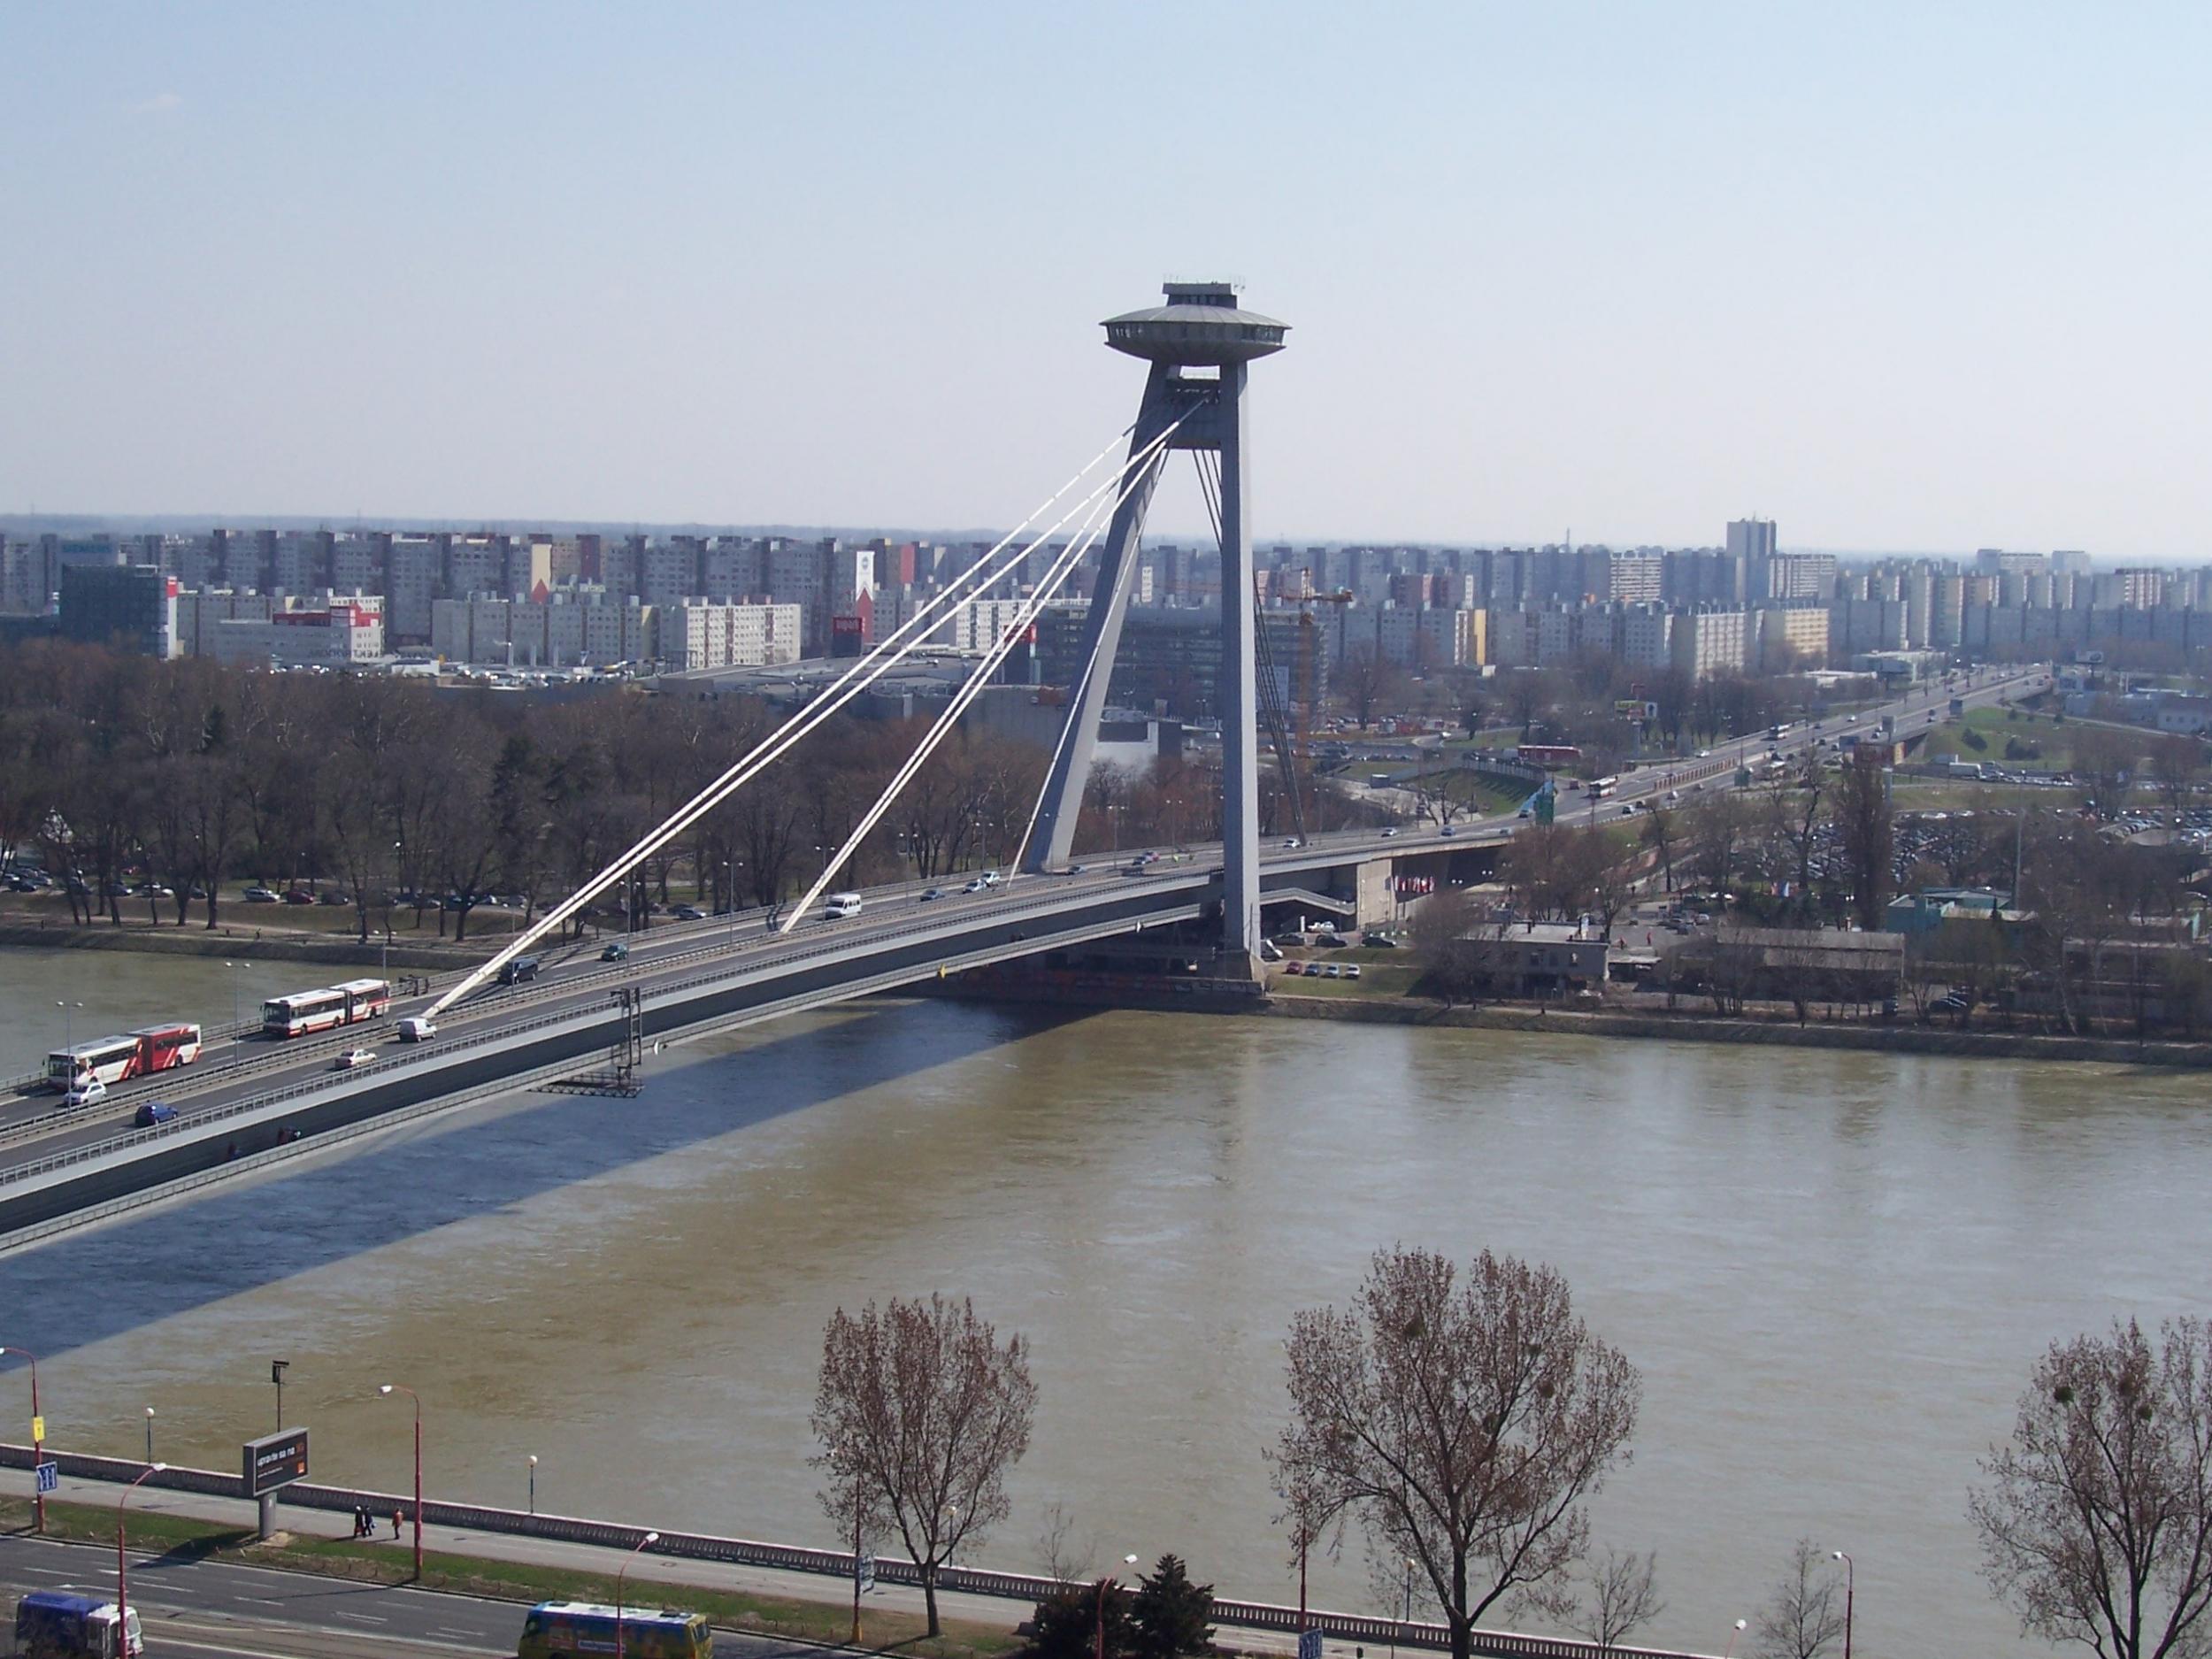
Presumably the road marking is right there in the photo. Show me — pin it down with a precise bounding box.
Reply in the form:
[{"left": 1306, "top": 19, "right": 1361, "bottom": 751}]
[{"left": 332, "top": 1609, "right": 388, "bottom": 1624}]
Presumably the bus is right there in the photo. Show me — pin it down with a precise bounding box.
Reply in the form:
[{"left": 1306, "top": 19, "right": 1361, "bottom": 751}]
[
  {"left": 1768, "top": 721, "right": 1799, "bottom": 741},
  {"left": 42, "top": 1025, "right": 204, "bottom": 1092},
  {"left": 1509, "top": 743, "right": 1583, "bottom": 770},
  {"left": 13, "top": 1590, "right": 144, "bottom": 1659},
  {"left": 261, "top": 979, "right": 393, "bottom": 1038},
  {"left": 1585, "top": 775, "right": 1619, "bottom": 801},
  {"left": 516, "top": 1602, "right": 711, "bottom": 1659}
]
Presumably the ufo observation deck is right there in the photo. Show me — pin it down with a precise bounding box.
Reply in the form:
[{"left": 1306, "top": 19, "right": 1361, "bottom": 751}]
[{"left": 1102, "top": 281, "right": 1288, "bottom": 365}]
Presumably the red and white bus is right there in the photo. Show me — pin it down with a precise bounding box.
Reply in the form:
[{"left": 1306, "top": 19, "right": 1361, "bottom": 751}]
[
  {"left": 261, "top": 979, "right": 393, "bottom": 1038},
  {"left": 1511, "top": 744, "right": 1584, "bottom": 770},
  {"left": 43, "top": 1023, "right": 204, "bottom": 1091},
  {"left": 1585, "top": 775, "right": 1620, "bottom": 800}
]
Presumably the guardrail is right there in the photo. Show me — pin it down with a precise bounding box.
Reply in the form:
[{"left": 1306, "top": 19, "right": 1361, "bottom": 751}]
[{"left": 0, "top": 1444, "right": 1719, "bottom": 1659}]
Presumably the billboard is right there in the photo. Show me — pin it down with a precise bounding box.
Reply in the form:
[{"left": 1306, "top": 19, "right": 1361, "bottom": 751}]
[{"left": 242, "top": 1427, "right": 310, "bottom": 1496}]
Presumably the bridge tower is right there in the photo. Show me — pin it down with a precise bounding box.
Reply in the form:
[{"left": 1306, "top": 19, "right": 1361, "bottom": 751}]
[{"left": 1023, "top": 283, "right": 1289, "bottom": 976}]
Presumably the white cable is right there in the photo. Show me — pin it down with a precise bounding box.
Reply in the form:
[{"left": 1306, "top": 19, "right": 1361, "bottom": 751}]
[
  {"left": 780, "top": 453, "right": 1148, "bottom": 930},
  {"left": 428, "top": 416, "right": 1192, "bottom": 1018}
]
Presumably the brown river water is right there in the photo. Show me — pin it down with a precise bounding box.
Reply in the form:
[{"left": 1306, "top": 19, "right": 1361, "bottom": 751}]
[{"left": 1, "top": 945, "right": 2198, "bottom": 1657}]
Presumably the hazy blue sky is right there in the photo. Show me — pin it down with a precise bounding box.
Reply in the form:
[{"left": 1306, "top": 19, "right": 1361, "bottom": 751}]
[{"left": 4, "top": 3, "right": 2206, "bottom": 556}]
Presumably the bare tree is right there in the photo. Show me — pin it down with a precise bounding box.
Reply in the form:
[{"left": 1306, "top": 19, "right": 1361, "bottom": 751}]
[
  {"left": 1273, "top": 1247, "right": 1640, "bottom": 1659},
  {"left": 1833, "top": 755, "right": 1893, "bottom": 932},
  {"left": 1639, "top": 804, "right": 1679, "bottom": 895},
  {"left": 811, "top": 1294, "right": 1037, "bottom": 1636},
  {"left": 2149, "top": 734, "right": 2204, "bottom": 830},
  {"left": 1572, "top": 1548, "right": 1664, "bottom": 1654},
  {"left": 1754, "top": 1539, "right": 1845, "bottom": 1659},
  {"left": 1970, "top": 1317, "right": 2212, "bottom": 1659},
  {"left": 2075, "top": 725, "right": 2143, "bottom": 822}
]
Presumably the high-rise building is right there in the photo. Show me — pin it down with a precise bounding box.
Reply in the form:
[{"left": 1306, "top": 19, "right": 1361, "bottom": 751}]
[
  {"left": 1726, "top": 518, "right": 1777, "bottom": 565},
  {"left": 58, "top": 565, "right": 178, "bottom": 657}
]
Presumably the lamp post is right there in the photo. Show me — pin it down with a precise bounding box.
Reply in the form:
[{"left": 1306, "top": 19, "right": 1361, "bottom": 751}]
[
  {"left": 57, "top": 1002, "right": 82, "bottom": 1084},
  {"left": 0, "top": 1345, "right": 47, "bottom": 1533},
  {"left": 223, "top": 964, "right": 243, "bottom": 1065},
  {"left": 527, "top": 1454, "right": 537, "bottom": 1516},
  {"left": 1095, "top": 1554, "right": 1138, "bottom": 1659},
  {"left": 1832, "top": 1551, "right": 1854, "bottom": 1659},
  {"left": 117, "top": 1461, "right": 168, "bottom": 1657},
  {"left": 1393, "top": 1556, "right": 1415, "bottom": 1659},
  {"left": 143, "top": 1408, "right": 155, "bottom": 1464},
  {"left": 378, "top": 1383, "right": 423, "bottom": 1578},
  {"left": 271, "top": 1359, "right": 288, "bottom": 1432},
  {"left": 616, "top": 1530, "right": 661, "bottom": 1659},
  {"left": 1721, "top": 1617, "right": 1747, "bottom": 1657}
]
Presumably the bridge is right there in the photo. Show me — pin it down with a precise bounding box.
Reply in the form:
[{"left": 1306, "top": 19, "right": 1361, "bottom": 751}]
[
  {"left": 0, "top": 663, "right": 2043, "bottom": 1247},
  {"left": 0, "top": 274, "right": 2049, "bottom": 1245}
]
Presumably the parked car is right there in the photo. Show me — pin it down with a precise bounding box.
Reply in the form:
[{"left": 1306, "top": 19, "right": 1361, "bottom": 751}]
[
  {"left": 283, "top": 888, "right": 315, "bottom": 905},
  {"left": 1320, "top": 962, "right": 1343, "bottom": 979},
  {"left": 243, "top": 887, "right": 280, "bottom": 902},
  {"left": 599, "top": 940, "right": 630, "bottom": 962},
  {"left": 396, "top": 1016, "right": 436, "bottom": 1042},
  {"left": 1344, "top": 964, "right": 1363, "bottom": 979},
  {"left": 334, "top": 1048, "right": 377, "bottom": 1071},
  {"left": 64, "top": 1075, "right": 107, "bottom": 1108},
  {"left": 1281, "top": 960, "right": 1306, "bottom": 976},
  {"left": 319, "top": 889, "right": 349, "bottom": 906},
  {"left": 1359, "top": 933, "right": 1400, "bottom": 949},
  {"left": 134, "top": 1101, "right": 179, "bottom": 1127}
]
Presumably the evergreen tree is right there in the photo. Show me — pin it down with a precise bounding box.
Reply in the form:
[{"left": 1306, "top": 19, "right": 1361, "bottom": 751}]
[
  {"left": 1128, "top": 1555, "right": 1217, "bottom": 1659},
  {"left": 1024, "top": 1582, "right": 1129, "bottom": 1659}
]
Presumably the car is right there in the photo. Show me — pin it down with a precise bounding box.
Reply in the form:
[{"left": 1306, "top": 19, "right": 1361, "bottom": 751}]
[
  {"left": 1344, "top": 964, "right": 1363, "bottom": 979},
  {"left": 283, "top": 888, "right": 315, "bottom": 905},
  {"left": 1666, "top": 789, "right": 1681, "bottom": 801},
  {"left": 600, "top": 940, "right": 630, "bottom": 961},
  {"left": 1697, "top": 749, "right": 1711, "bottom": 758},
  {"left": 64, "top": 1075, "right": 107, "bottom": 1108},
  {"left": 1360, "top": 933, "right": 1400, "bottom": 949},
  {"left": 964, "top": 878, "right": 987, "bottom": 894},
  {"left": 497, "top": 956, "right": 541, "bottom": 985},
  {"left": 1281, "top": 960, "right": 1306, "bottom": 976},
  {"left": 1320, "top": 962, "right": 1343, "bottom": 979},
  {"left": 1380, "top": 826, "right": 1399, "bottom": 837},
  {"left": 104, "top": 879, "right": 132, "bottom": 898},
  {"left": 918, "top": 887, "right": 944, "bottom": 902},
  {"left": 1066, "top": 864, "right": 1087, "bottom": 875},
  {"left": 1282, "top": 837, "right": 1302, "bottom": 849},
  {"left": 243, "top": 887, "right": 280, "bottom": 902},
  {"left": 319, "top": 889, "right": 349, "bottom": 905},
  {"left": 671, "top": 904, "right": 707, "bottom": 921},
  {"left": 1440, "top": 824, "right": 1457, "bottom": 836},
  {"left": 334, "top": 1048, "right": 377, "bottom": 1071},
  {"left": 396, "top": 1016, "right": 436, "bottom": 1042},
  {"left": 1517, "top": 807, "right": 1532, "bottom": 819},
  {"left": 134, "top": 1101, "right": 179, "bottom": 1127},
  {"left": 980, "top": 870, "right": 1002, "bottom": 887},
  {"left": 1310, "top": 933, "right": 1348, "bottom": 950}
]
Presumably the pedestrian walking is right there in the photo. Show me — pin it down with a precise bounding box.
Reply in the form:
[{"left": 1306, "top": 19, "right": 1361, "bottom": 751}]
[{"left": 392, "top": 1508, "right": 403, "bottom": 1539}]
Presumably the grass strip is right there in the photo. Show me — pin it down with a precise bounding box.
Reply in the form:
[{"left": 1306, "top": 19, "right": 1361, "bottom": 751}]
[{"left": 0, "top": 1498, "right": 1022, "bottom": 1659}]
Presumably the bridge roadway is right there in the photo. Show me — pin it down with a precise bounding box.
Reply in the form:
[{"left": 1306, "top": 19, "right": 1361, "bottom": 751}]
[{"left": 0, "top": 666, "right": 2044, "bottom": 1241}]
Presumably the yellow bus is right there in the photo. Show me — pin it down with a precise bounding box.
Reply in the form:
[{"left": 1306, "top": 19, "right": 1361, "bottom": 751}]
[{"left": 516, "top": 1601, "right": 711, "bottom": 1659}]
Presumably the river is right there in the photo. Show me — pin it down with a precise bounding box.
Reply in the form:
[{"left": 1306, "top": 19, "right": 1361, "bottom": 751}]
[{"left": 0, "top": 944, "right": 2198, "bottom": 1658}]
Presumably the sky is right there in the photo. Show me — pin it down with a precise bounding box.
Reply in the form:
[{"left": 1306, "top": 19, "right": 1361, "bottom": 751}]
[{"left": 3, "top": 2, "right": 2208, "bottom": 557}]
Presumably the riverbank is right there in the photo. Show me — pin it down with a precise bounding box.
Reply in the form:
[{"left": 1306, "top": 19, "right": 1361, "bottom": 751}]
[
  {"left": 933, "top": 968, "right": 2212, "bottom": 1068},
  {"left": 0, "top": 921, "right": 491, "bottom": 971}
]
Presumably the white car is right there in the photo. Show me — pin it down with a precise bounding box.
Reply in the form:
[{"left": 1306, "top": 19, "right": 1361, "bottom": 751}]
[
  {"left": 63, "top": 1074, "right": 107, "bottom": 1108},
  {"left": 964, "top": 878, "right": 987, "bottom": 895},
  {"left": 334, "top": 1048, "right": 376, "bottom": 1071}
]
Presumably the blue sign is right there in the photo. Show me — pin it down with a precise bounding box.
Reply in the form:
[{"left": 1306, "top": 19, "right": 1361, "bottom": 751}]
[
  {"left": 35, "top": 1461, "right": 58, "bottom": 1494},
  {"left": 1297, "top": 1632, "right": 1323, "bottom": 1659}
]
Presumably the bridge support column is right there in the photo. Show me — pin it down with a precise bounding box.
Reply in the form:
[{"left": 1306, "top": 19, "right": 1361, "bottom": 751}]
[{"left": 1216, "top": 361, "right": 1261, "bottom": 978}]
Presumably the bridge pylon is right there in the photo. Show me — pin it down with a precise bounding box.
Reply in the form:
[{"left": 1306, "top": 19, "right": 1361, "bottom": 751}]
[{"left": 1022, "top": 283, "right": 1289, "bottom": 977}]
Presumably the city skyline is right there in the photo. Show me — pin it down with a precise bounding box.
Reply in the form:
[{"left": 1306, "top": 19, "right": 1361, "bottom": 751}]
[{"left": 4, "top": 4, "right": 2208, "bottom": 556}]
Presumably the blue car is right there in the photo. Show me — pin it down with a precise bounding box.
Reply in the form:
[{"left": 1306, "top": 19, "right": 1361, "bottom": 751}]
[{"left": 134, "top": 1101, "right": 179, "bottom": 1127}]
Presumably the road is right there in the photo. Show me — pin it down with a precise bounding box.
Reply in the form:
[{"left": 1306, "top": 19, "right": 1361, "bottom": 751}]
[
  {"left": 0, "top": 1530, "right": 848, "bottom": 1659},
  {"left": 0, "top": 665, "right": 2045, "bottom": 1183}
]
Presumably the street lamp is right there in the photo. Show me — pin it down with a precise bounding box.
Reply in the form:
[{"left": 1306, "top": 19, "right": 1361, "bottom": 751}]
[
  {"left": 1394, "top": 1556, "right": 1416, "bottom": 1659},
  {"left": 378, "top": 1383, "right": 423, "bottom": 1578},
  {"left": 527, "top": 1454, "right": 537, "bottom": 1515},
  {"left": 143, "top": 1408, "right": 155, "bottom": 1465},
  {"left": 0, "top": 1345, "right": 48, "bottom": 1533},
  {"left": 223, "top": 964, "right": 243, "bottom": 1065},
  {"left": 56, "top": 1002, "right": 82, "bottom": 1081},
  {"left": 1832, "top": 1551, "right": 1854, "bottom": 1659},
  {"left": 1721, "top": 1617, "right": 1747, "bottom": 1657},
  {"left": 1096, "top": 1553, "right": 1139, "bottom": 1659},
  {"left": 116, "top": 1461, "right": 168, "bottom": 1657},
  {"left": 616, "top": 1530, "right": 662, "bottom": 1659}
]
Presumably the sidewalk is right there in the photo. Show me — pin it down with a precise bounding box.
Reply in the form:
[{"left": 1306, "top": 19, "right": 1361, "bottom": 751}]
[{"left": 0, "top": 1466, "right": 1340, "bottom": 1659}]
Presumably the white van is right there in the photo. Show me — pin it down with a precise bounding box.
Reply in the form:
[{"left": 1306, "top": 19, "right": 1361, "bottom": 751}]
[
  {"left": 824, "top": 893, "right": 864, "bottom": 920},
  {"left": 396, "top": 1016, "right": 436, "bottom": 1042}
]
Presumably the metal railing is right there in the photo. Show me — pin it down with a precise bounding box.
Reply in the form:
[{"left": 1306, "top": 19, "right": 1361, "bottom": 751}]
[{"left": 0, "top": 1443, "right": 1721, "bottom": 1659}]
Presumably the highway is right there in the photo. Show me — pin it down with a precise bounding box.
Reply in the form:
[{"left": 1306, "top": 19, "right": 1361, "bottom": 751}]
[
  {"left": 0, "top": 1531, "right": 835, "bottom": 1659},
  {"left": 0, "top": 664, "right": 2044, "bottom": 1225}
]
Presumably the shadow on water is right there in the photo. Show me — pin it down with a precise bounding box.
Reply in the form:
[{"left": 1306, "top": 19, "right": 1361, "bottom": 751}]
[{"left": 0, "top": 997, "right": 1085, "bottom": 1366}]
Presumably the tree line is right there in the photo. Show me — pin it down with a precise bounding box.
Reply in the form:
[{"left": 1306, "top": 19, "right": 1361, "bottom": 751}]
[
  {"left": 0, "top": 641, "right": 1374, "bottom": 944},
  {"left": 810, "top": 1260, "right": 2211, "bottom": 1659}
]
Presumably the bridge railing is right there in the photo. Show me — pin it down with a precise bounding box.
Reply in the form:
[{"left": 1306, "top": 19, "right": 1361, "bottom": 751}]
[{"left": 0, "top": 1443, "right": 1720, "bottom": 1659}]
